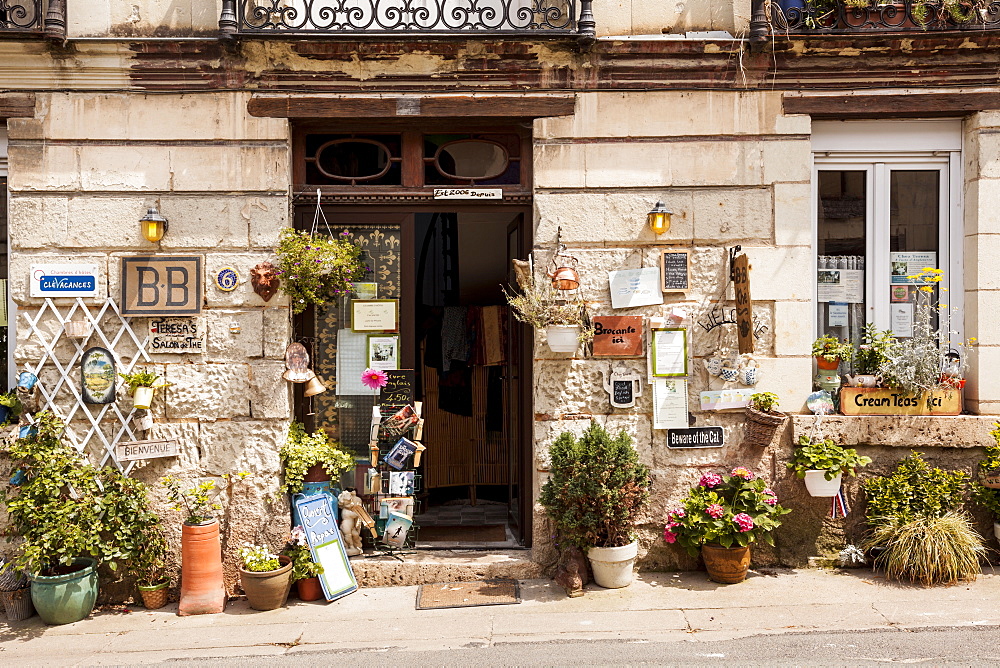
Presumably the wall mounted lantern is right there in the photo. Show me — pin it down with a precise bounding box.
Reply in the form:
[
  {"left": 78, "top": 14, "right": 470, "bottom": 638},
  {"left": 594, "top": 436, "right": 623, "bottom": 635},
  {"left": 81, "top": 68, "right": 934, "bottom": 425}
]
[
  {"left": 140, "top": 206, "right": 168, "bottom": 243},
  {"left": 647, "top": 201, "right": 672, "bottom": 235}
]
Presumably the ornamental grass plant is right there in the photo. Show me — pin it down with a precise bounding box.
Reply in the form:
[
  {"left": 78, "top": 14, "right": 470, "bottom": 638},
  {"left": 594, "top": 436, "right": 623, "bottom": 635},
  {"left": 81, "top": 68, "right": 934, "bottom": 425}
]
[{"left": 664, "top": 468, "right": 790, "bottom": 557}]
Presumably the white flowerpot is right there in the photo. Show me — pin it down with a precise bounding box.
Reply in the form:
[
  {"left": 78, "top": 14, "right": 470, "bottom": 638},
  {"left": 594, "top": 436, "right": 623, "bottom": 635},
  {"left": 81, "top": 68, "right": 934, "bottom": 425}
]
[
  {"left": 545, "top": 325, "right": 580, "bottom": 353},
  {"left": 804, "top": 470, "right": 843, "bottom": 497},
  {"left": 993, "top": 522, "right": 1000, "bottom": 543},
  {"left": 587, "top": 540, "right": 638, "bottom": 589},
  {"left": 64, "top": 320, "right": 92, "bottom": 339},
  {"left": 133, "top": 386, "right": 155, "bottom": 410}
]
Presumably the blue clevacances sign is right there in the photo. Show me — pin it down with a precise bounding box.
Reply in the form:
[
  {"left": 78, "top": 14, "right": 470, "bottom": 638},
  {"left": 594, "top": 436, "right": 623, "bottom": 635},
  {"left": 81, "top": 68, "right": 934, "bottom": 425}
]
[{"left": 30, "top": 264, "right": 99, "bottom": 297}]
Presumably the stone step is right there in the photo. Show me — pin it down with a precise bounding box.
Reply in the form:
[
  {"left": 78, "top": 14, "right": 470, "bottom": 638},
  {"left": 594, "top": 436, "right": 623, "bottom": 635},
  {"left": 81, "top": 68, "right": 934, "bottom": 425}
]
[{"left": 351, "top": 549, "right": 542, "bottom": 588}]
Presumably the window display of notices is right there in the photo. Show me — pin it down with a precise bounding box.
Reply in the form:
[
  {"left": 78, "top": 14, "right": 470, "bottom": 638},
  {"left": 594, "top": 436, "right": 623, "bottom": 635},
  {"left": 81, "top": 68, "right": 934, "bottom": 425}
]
[
  {"left": 817, "top": 269, "right": 863, "bottom": 303},
  {"left": 890, "top": 252, "right": 937, "bottom": 284}
]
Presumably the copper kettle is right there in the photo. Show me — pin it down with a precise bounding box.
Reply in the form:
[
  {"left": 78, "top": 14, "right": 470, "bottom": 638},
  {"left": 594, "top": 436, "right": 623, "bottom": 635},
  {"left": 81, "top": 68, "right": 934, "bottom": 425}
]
[{"left": 548, "top": 265, "right": 581, "bottom": 290}]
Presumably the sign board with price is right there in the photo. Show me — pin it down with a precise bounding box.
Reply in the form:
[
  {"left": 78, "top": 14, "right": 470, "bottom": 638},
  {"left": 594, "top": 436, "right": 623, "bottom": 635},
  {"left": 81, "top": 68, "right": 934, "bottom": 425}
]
[{"left": 733, "top": 253, "right": 754, "bottom": 354}]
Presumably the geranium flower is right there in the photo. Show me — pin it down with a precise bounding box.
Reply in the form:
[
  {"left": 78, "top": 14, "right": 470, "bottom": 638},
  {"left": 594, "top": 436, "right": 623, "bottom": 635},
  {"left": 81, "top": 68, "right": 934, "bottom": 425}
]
[
  {"left": 731, "top": 466, "right": 754, "bottom": 480},
  {"left": 706, "top": 503, "right": 725, "bottom": 519},
  {"left": 361, "top": 368, "right": 388, "bottom": 390},
  {"left": 663, "top": 527, "right": 677, "bottom": 544},
  {"left": 699, "top": 473, "right": 723, "bottom": 488},
  {"left": 670, "top": 508, "right": 685, "bottom": 519},
  {"left": 733, "top": 513, "right": 754, "bottom": 532}
]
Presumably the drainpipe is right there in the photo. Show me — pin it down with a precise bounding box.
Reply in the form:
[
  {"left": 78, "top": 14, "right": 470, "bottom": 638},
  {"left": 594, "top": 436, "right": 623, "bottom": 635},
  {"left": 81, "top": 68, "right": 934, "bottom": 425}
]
[
  {"left": 220, "top": 0, "right": 238, "bottom": 39},
  {"left": 748, "top": 0, "right": 770, "bottom": 53},
  {"left": 44, "top": 0, "right": 66, "bottom": 42},
  {"left": 577, "top": 0, "right": 596, "bottom": 47}
]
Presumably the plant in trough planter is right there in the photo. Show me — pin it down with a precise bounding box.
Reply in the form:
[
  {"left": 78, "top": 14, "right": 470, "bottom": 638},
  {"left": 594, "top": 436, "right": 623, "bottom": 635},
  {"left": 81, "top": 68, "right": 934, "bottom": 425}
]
[
  {"left": 664, "top": 468, "right": 790, "bottom": 584},
  {"left": 846, "top": 323, "right": 894, "bottom": 387},
  {"left": 118, "top": 368, "right": 168, "bottom": 410},
  {"left": 743, "top": 392, "right": 788, "bottom": 448},
  {"left": 862, "top": 451, "right": 982, "bottom": 585},
  {"left": 282, "top": 526, "right": 325, "bottom": 601},
  {"left": 275, "top": 227, "right": 367, "bottom": 315},
  {"left": 280, "top": 422, "right": 355, "bottom": 494},
  {"left": 539, "top": 422, "right": 650, "bottom": 588},
  {"left": 1, "top": 412, "right": 166, "bottom": 623},
  {"left": 238, "top": 543, "right": 293, "bottom": 611},
  {"left": 503, "top": 262, "right": 592, "bottom": 353},
  {"left": 161, "top": 472, "right": 249, "bottom": 616},
  {"left": 788, "top": 434, "right": 871, "bottom": 497}
]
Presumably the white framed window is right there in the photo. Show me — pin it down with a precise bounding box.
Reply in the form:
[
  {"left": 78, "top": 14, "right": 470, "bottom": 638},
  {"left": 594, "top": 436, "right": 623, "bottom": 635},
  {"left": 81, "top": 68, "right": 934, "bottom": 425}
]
[{"left": 812, "top": 120, "right": 964, "bottom": 355}]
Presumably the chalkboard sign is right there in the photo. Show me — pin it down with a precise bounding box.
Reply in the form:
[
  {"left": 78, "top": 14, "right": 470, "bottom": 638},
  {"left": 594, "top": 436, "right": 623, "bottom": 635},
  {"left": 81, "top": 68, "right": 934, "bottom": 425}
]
[
  {"left": 659, "top": 250, "right": 690, "bottom": 292},
  {"left": 667, "top": 426, "right": 724, "bottom": 449},
  {"left": 613, "top": 380, "right": 633, "bottom": 406},
  {"left": 380, "top": 369, "right": 414, "bottom": 407},
  {"left": 294, "top": 493, "right": 358, "bottom": 602}
]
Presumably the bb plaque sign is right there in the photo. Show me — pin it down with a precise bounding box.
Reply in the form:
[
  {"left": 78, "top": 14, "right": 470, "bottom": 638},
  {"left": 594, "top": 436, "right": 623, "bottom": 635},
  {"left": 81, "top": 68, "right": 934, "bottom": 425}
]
[{"left": 121, "top": 256, "right": 203, "bottom": 316}]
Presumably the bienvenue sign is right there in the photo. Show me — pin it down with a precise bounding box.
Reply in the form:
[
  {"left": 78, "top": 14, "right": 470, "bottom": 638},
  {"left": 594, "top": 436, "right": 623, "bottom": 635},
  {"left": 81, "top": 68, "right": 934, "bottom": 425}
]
[
  {"left": 115, "top": 439, "right": 179, "bottom": 462},
  {"left": 30, "top": 264, "right": 99, "bottom": 298}
]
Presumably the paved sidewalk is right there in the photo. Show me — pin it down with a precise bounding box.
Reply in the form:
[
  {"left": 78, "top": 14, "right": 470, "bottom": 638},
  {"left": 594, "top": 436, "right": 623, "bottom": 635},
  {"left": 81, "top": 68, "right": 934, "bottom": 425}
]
[{"left": 3, "top": 567, "right": 1000, "bottom": 665}]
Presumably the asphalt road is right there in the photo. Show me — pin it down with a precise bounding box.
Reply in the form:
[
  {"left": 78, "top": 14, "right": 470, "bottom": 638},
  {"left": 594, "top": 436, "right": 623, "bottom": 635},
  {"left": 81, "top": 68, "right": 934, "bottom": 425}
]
[{"left": 168, "top": 626, "right": 1000, "bottom": 666}]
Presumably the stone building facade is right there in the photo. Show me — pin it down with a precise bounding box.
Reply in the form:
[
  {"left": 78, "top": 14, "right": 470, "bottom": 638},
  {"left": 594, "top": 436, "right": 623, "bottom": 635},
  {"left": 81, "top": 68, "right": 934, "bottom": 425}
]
[{"left": 1, "top": 0, "right": 1000, "bottom": 586}]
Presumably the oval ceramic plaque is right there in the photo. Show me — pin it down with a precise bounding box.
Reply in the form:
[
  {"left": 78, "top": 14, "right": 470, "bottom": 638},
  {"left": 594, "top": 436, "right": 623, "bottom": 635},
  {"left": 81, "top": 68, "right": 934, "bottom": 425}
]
[{"left": 82, "top": 347, "right": 116, "bottom": 405}]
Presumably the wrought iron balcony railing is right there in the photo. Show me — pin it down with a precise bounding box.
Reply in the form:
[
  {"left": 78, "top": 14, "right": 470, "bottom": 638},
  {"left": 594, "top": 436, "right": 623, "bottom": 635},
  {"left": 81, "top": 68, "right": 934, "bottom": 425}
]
[
  {"left": 0, "top": 0, "right": 43, "bottom": 32},
  {"left": 777, "top": 0, "right": 1000, "bottom": 33},
  {"left": 220, "top": 0, "right": 594, "bottom": 38}
]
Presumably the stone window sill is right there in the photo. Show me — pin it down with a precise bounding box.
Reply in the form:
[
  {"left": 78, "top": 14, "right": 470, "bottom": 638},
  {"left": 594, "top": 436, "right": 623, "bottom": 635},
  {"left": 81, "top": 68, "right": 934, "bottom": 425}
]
[{"left": 790, "top": 414, "right": 997, "bottom": 449}]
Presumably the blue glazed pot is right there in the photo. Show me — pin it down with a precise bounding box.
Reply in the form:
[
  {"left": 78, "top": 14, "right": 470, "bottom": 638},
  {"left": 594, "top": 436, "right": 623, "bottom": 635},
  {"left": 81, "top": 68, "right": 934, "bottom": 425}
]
[
  {"left": 19, "top": 425, "right": 37, "bottom": 439},
  {"left": 17, "top": 372, "right": 37, "bottom": 390},
  {"left": 30, "top": 557, "right": 98, "bottom": 625},
  {"left": 775, "top": 0, "right": 805, "bottom": 10}
]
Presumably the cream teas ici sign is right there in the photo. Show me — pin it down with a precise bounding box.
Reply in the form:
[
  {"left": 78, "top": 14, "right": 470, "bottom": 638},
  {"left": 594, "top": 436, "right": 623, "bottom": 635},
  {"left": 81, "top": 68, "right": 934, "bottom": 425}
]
[{"left": 30, "top": 264, "right": 99, "bottom": 298}]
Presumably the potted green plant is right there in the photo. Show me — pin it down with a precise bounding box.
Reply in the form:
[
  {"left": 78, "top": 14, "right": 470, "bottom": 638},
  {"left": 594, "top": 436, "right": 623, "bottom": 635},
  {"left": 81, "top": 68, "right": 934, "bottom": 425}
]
[
  {"left": 1, "top": 412, "right": 166, "bottom": 624},
  {"left": 664, "top": 467, "right": 790, "bottom": 584},
  {"left": 280, "top": 422, "right": 355, "bottom": 495},
  {"left": 977, "top": 423, "right": 1000, "bottom": 489},
  {"left": 238, "top": 543, "right": 293, "bottom": 611},
  {"left": 0, "top": 390, "right": 22, "bottom": 425},
  {"left": 118, "top": 368, "right": 168, "bottom": 410},
  {"left": 812, "top": 334, "right": 852, "bottom": 370},
  {"left": 503, "top": 263, "right": 591, "bottom": 353},
  {"left": 129, "top": 523, "right": 170, "bottom": 610},
  {"left": 862, "top": 451, "right": 982, "bottom": 586},
  {"left": 743, "top": 392, "right": 788, "bottom": 448},
  {"left": 539, "top": 422, "right": 650, "bottom": 588},
  {"left": 845, "top": 323, "right": 893, "bottom": 387},
  {"left": 788, "top": 434, "right": 872, "bottom": 497},
  {"left": 161, "top": 472, "right": 248, "bottom": 616},
  {"left": 275, "top": 227, "right": 367, "bottom": 314},
  {"left": 282, "top": 526, "right": 324, "bottom": 601}
]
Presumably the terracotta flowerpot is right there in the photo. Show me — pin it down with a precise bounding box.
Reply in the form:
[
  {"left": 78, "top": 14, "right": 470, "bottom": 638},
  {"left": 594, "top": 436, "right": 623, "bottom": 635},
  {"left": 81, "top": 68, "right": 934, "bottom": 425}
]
[
  {"left": 138, "top": 580, "right": 170, "bottom": 610},
  {"left": 179, "top": 520, "right": 226, "bottom": 616},
  {"left": 815, "top": 356, "right": 840, "bottom": 371},
  {"left": 701, "top": 544, "right": 751, "bottom": 584},
  {"left": 239, "top": 556, "right": 293, "bottom": 611},
  {"left": 296, "top": 576, "right": 324, "bottom": 601},
  {"left": 303, "top": 463, "right": 330, "bottom": 483}
]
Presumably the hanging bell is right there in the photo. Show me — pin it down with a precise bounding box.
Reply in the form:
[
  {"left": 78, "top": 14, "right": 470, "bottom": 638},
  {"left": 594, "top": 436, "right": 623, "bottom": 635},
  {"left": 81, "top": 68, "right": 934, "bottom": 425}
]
[{"left": 304, "top": 374, "right": 327, "bottom": 397}]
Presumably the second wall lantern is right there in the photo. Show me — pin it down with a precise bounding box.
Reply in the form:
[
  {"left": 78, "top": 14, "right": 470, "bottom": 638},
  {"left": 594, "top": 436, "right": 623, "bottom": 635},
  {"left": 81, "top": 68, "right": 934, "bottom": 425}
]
[
  {"left": 140, "top": 206, "right": 168, "bottom": 243},
  {"left": 647, "top": 201, "right": 673, "bottom": 235}
]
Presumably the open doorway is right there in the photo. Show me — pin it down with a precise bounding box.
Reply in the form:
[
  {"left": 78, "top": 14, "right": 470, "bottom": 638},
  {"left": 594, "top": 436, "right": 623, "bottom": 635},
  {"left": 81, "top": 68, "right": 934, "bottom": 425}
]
[{"left": 412, "top": 211, "right": 521, "bottom": 548}]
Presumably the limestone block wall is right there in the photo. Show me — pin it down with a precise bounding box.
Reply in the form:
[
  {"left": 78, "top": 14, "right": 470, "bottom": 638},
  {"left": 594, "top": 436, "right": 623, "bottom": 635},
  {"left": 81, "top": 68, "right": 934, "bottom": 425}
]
[
  {"left": 67, "top": 0, "right": 221, "bottom": 37},
  {"left": 4, "top": 91, "right": 293, "bottom": 592},
  {"left": 595, "top": 0, "right": 749, "bottom": 36},
  {"left": 530, "top": 89, "right": 814, "bottom": 569}
]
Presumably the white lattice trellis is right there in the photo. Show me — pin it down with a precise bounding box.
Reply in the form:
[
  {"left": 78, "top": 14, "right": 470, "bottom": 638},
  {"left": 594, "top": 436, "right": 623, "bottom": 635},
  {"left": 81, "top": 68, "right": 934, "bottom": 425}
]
[{"left": 20, "top": 298, "right": 154, "bottom": 474}]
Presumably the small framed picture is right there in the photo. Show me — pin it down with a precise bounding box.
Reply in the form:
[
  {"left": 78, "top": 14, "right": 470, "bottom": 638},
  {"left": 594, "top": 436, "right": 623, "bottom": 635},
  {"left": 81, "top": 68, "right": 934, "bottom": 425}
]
[
  {"left": 367, "top": 334, "right": 399, "bottom": 371},
  {"left": 351, "top": 299, "right": 398, "bottom": 332}
]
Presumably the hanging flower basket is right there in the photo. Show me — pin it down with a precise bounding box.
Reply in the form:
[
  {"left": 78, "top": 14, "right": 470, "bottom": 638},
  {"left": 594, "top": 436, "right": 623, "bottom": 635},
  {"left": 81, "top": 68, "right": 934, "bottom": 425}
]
[{"left": 743, "top": 406, "right": 788, "bottom": 448}]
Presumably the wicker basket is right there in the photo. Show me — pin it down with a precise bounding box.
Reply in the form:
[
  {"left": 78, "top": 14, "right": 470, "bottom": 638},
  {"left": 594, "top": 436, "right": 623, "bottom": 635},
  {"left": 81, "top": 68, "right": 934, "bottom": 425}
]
[
  {"left": 1, "top": 587, "right": 35, "bottom": 621},
  {"left": 743, "top": 406, "right": 788, "bottom": 447},
  {"left": 138, "top": 581, "right": 170, "bottom": 610}
]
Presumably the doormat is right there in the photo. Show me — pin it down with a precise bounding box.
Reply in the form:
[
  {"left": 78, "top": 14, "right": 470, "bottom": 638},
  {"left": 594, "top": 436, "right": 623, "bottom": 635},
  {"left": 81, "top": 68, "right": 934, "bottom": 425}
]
[
  {"left": 416, "top": 579, "right": 520, "bottom": 610},
  {"left": 417, "top": 525, "right": 507, "bottom": 542}
]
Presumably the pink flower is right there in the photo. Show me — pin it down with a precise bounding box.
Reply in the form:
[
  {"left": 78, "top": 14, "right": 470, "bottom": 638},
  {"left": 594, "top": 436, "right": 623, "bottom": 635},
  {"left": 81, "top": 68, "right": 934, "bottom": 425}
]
[
  {"left": 731, "top": 466, "right": 755, "bottom": 480},
  {"left": 699, "top": 473, "right": 723, "bottom": 488},
  {"left": 763, "top": 488, "right": 778, "bottom": 506},
  {"left": 361, "top": 368, "right": 388, "bottom": 390},
  {"left": 663, "top": 528, "right": 677, "bottom": 544},
  {"left": 706, "top": 503, "right": 725, "bottom": 519},
  {"left": 733, "top": 513, "right": 754, "bottom": 532},
  {"left": 670, "top": 508, "right": 685, "bottom": 519}
]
